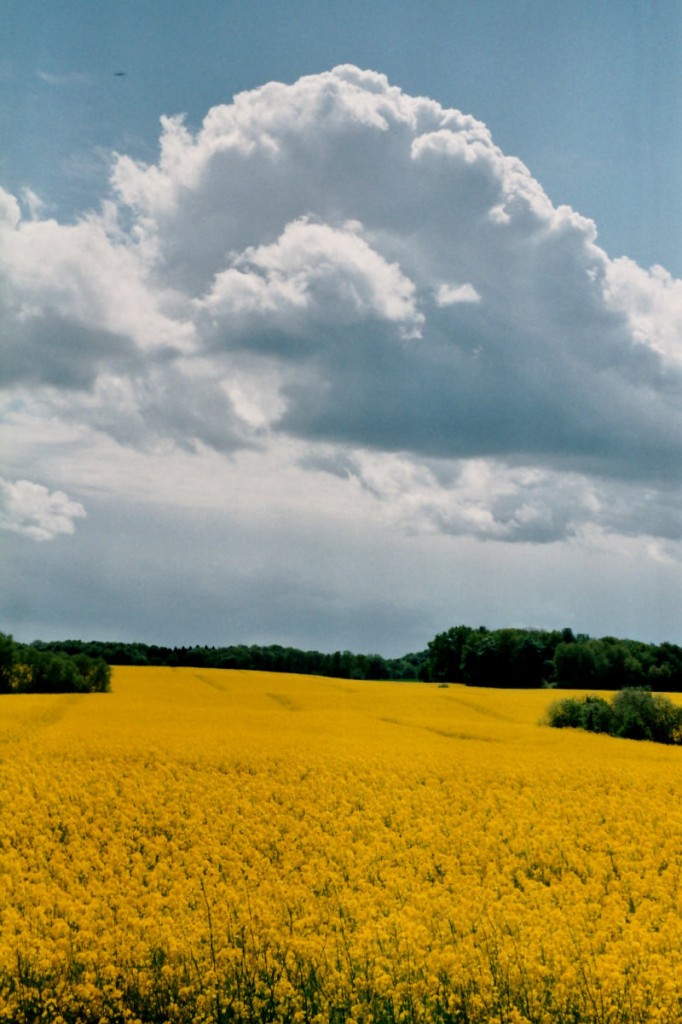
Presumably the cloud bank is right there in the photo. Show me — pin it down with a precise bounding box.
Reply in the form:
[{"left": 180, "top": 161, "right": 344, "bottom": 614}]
[{"left": 1, "top": 65, "right": 681, "bottom": 557}]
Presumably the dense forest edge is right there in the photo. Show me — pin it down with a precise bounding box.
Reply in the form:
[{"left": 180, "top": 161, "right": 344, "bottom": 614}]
[
  {"left": 3, "top": 624, "right": 681, "bottom": 692},
  {"left": 425, "top": 626, "right": 682, "bottom": 690},
  {"left": 0, "top": 633, "right": 110, "bottom": 694}
]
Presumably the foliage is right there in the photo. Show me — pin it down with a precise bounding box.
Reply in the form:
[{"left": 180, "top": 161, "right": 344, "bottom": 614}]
[
  {"left": 547, "top": 693, "right": 614, "bottom": 733},
  {"left": 0, "top": 632, "right": 15, "bottom": 694},
  {"left": 22, "top": 626, "right": 682, "bottom": 690},
  {"left": 32, "top": 637, "right": 429, "bottom": 681},
  {"left": 0, "top": 633, "right": 110, "bottom": 694},
  {"left": 1, "top": 669, "right": 682, "bottom": 1022},
  {"left": 547, "top": 686, "right": 682, "bottom": 744},
  {"left": 426, "top": 625, "right": 682, "bottom": 689}
]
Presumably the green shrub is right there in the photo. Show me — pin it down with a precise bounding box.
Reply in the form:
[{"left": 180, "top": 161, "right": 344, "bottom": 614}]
[
  {"left": 547, "top": 697, "right": 588, "bottom": 730},
  {"left": 546, "top": 687, "right": 682, "bottom": 745},
  {"left": 611, "top": 687, "right": 682, "bottom": 743},
  {"left": 580, "top": 694, "right": 614, "bottom": 734}
]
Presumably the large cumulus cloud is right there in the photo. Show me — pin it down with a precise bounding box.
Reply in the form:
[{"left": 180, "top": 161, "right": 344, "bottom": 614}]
[{"left": 1, "top": 65, "right": 681, "bottom": 549}]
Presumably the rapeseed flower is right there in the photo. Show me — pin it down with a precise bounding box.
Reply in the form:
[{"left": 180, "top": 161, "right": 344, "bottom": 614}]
[{"left": 0, "top": 668, "right": 680, "bottom": 1022}]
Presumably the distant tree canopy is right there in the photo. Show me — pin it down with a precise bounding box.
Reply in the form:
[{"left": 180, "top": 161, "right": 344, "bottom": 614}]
[
  {"left": 0, "top": 634, "right": 110, "bottom": 694},
  {"left": 547, "top": 688, "right": 682, "bottom": 745},
  {"left": 424, "top": 626, "right": 682, "bottom": 690},
  {"left": 27, "top": 638, "right": 429, "bottom": 683},
  {"left": 12, "top": 627, "right": 682, "bottom": 691}
]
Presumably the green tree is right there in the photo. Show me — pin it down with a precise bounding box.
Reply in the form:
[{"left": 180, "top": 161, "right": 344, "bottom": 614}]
[
  {"left": 23, "top": 650, "right": 79, "bottom": 693},
  {"left": 72, "top": 654, "right": 111, "bottom": 693},
  {"left": 0, "top": 633, "right": 15, "bottom": 694},
  {"left": 426, "top": 626, "right": 474, "bottom": 683},
  {"left": 552, "top": 641, "right": 602, "bottom": 688},
  {"left": 509, "top": 633, "right": 547, "bottom": 687}
]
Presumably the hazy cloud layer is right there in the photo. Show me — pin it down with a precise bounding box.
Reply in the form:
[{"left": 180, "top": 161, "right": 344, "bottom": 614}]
[
  {"left": 1, "top": 66, "right": 681, "bottom": 553},
  {"left": 342, "top": 451, "right": 682, "bottom": 547},
  {"left": 36, "top": 70, "right": 93, "bottom": 87}
]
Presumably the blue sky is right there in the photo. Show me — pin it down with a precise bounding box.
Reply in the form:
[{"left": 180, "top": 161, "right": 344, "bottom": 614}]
[{"left": 1, "top": 1, "right": 681, "bottom": 653}]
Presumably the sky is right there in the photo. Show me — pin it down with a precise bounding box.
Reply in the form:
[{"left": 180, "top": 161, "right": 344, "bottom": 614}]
[{"left": 1, "top": 0, "right": 681, "bottom": 655}]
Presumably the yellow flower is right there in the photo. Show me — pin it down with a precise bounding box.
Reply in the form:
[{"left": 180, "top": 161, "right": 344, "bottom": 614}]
[{"left": 0, "top": 668, "right": 681, "bottom": 1021}]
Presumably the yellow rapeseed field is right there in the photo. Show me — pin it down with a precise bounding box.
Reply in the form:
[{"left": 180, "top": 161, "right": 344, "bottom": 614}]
[{"left": 1, "top": 667, "right": 682, "bottom": 1024}]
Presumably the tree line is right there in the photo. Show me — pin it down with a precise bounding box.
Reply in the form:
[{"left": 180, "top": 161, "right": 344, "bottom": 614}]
[
  {"left": 6, "top": 626, "right": 682, "bottom": 691},
  {"left": 424, "top": 626, "right": 682, "bottom": 690},
  {"left": 27, "top": 638, "right": 429, "bottom": 683},
  {"left": 0, "top": 633, "right": 110, "bottom": 694}
]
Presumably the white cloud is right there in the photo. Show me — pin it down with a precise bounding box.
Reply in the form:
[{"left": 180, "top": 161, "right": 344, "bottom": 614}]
[
  {"left": 1, "top": 64, "right": 681, "bottom": 568},
  {"left": 20, "top": 188, "right": 46, "bottom": 220},
  {"left": 199, "top": 217, "right": 423, "bottom": 341},
  {"left": 604, "top": 257, "right": 682, "bottom": 366},
  {"left": 0, "top": 478, "right": 86, "bottom": 541},
  {"left": 1, "top": 205, "right": 195, "bottom": 357},
  {"left": 435, "top": 282, "right": 481, "bottom": 306},
  {"left": 342, "top": 449, "right": 682, "bottom": 546}
]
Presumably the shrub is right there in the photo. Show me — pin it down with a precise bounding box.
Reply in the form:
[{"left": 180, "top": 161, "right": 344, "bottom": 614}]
[
  {"left": 547, "top": 697, "right": 588, "bottom": 730},
  {"left": 580, "top": 694, "right": 614, "bottom": 734},
  {"left": 547, "top": 687, "right": 682, "bottom": 745},
  {"left": 611, "top": 687, "right": 682, "bottom": 744}
]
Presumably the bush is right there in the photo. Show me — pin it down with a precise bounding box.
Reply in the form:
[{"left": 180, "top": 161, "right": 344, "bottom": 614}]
[
  {"left": 547, "top": 697, "right": 589, "bottom": 730},
  {"left": 611, "top": 687, "right": 682, "bottom": 744},
  {"left": 546, "top": 687, "right": 682, "bottom": 745},
  {"left": 580, "top": 694, "right": 614, "bottom": 734}
]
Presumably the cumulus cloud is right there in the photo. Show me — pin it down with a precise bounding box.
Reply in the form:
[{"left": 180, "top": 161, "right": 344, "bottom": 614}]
[
  {"left": 0, "top": 478, "right": 86, "bottom": 541},
  {"left": 198, "top": 217, "right": 423, "bottom": 344},
  {"left": 1, "top": 65, "right": 681, "bottom": 552},
  {"left": 604, "top": 258, "right": 682, "bottom": 366}
]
